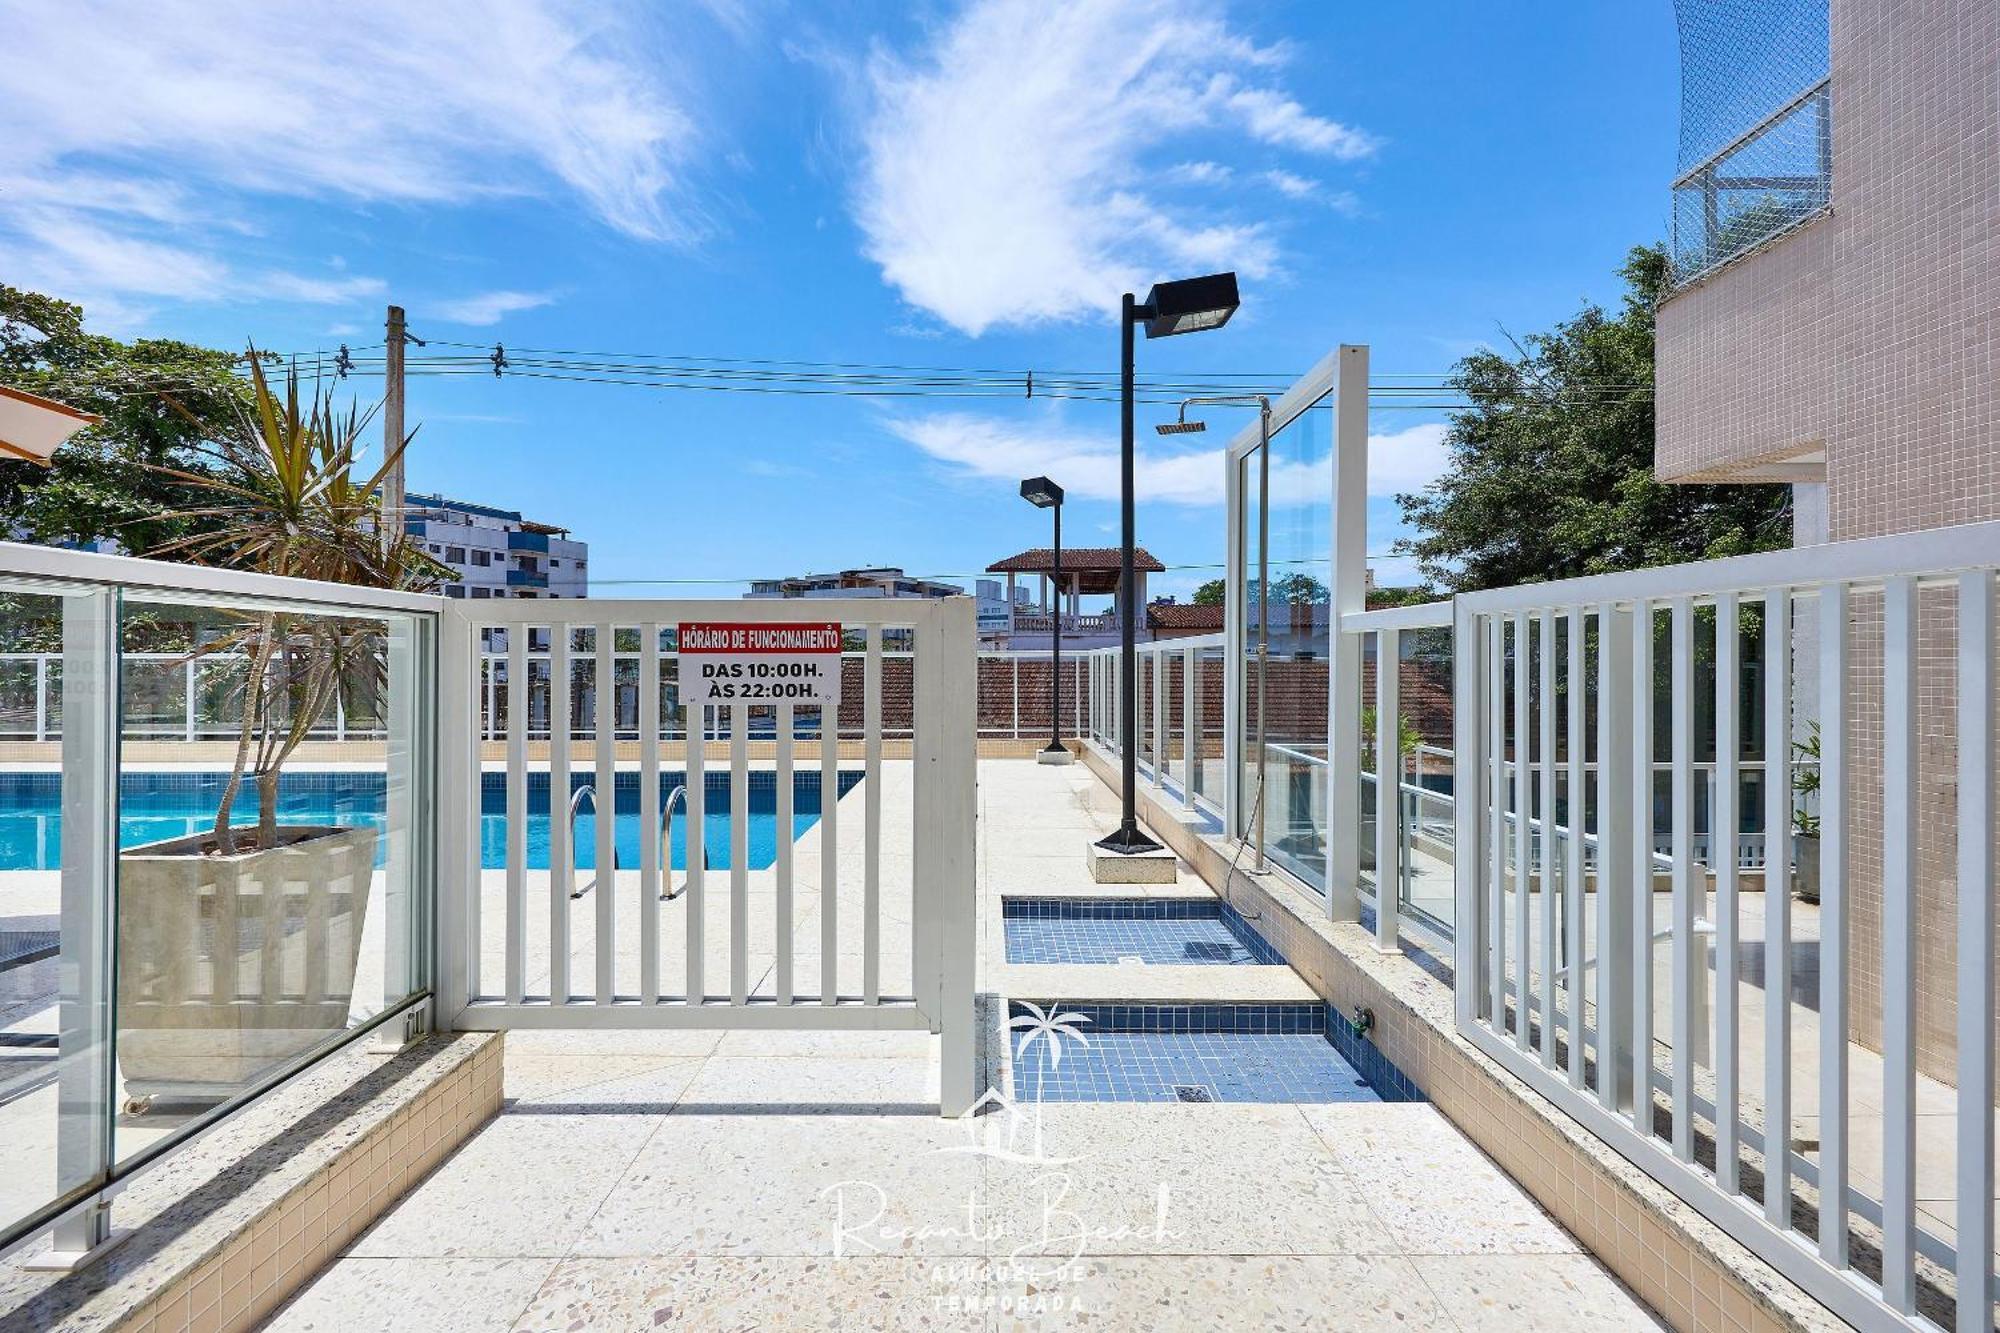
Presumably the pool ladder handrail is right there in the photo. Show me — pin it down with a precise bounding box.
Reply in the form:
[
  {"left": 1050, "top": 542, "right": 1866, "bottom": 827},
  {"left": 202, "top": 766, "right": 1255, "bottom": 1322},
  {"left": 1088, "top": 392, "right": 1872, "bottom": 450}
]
[
  {"left": 567, "top": 783, "right": 607, "bottom": 899},
  {"left": 567, "top": 781, "right": 708, "bottom": 902}
]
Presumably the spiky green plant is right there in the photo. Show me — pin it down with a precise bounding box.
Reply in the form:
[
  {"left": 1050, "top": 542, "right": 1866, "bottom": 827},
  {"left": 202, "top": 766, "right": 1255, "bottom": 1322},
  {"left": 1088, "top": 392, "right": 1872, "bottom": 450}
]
[{"left": 149, "top": 352, "right": 451, "bottom": 853}]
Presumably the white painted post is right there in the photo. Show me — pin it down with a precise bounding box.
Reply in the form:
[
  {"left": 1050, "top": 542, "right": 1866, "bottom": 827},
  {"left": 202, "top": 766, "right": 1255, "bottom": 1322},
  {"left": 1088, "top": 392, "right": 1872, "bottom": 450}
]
[
  {"left": 1512, "top": 612, "right": 1531, "bottom": 1053},
  {"left": 1151, "top": 648, "right": 1165, "bottom": 788},
  {"left": 1630, "top": 601, "right": 1655, "bottom": 1137},
  {"left": 1817, "top": 581, "right": 1849, "bottom": 1267},
  {"left": 1487, "top": 616, "right": 1506, "bottom": 1032},
  {"left": 436, "top": 603, "right": 476, "bottom": 1022},
  {"left": 1880, "top": 575, "right": 1917, "bottom": 1310},
  {"left": 549, "top": 627, "right": 571, "bottom": 1003},
  {"left": 1955, "top": 571, "right": 1994, "bottom": 1333},
  {"left": 729, "top": 699, "right": 749, "bottom": 1006},
  {"left": 639, "top": 622, "right": 662, "bottom": 1004},
  {"left": 1538, "top": 610, "right": 1558, "bottom": 1066},
  {"left": 50, "top": 589, "right": 116, "bottom": 1260},
  {"left": 922, "top": 598, "right": 978, "bottom": 1117},
  {"left": 1224, "top": 450, "right": 1242, "bottom": 834},
  {"left": 863, "top": 625, "right": 882, "bottom": 1005},
  {"left": 1374, "top": 627, "right": 1400, "bottom": 952},
  {"left": 504, "top": 625, "right": 527, "bottom": 1005},
  {"left": 1182, "top": 644, "right": 1198, "bottom": 810},
  {"left": 776, "top": 699, "right": 795, "bottom": 1007},
  {"left": 1713, "top": 592, "right": 1741, "bottom": 1193},
  {"left": 1669, "top": 597, "right": 1696, "bottom": 1162},
  {"left": 1762, "top": 589, "right": 1793, "bottom": 1227},
  {"left": 685, "top": 694, "right": 706, "bottom": 1003},
  {"left": 1564, "top": 607, "right": 1586, "bottom": 1086},
  {"left": 1450, "top": 601, "right": 1484, "bottom": 1032},
  {"left": 595, "top": 625, "right": 617, "bottom": 1005},
  {"left": 1325, "top": 343, "right": 1368, "bottom": 921}
]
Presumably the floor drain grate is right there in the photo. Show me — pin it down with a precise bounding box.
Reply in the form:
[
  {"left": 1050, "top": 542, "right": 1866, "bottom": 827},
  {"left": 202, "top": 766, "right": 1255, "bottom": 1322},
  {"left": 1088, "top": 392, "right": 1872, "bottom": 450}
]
[
  {"left": 1172, "top": 1084, "right": 1216, "bottom": 1103},
  {"left": 1114, "top": 955, "right": 1145, "bottom": 965}
]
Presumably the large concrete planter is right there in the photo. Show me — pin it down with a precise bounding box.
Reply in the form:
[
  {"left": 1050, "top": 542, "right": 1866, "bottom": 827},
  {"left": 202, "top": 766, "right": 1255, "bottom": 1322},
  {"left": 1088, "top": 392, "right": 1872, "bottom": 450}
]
[
  {"left": 1792, "top": 832, "right": 1820, "bottom": 904},
  {"left": 116, "top": 823, "right": 375, "bottom": 1107}
]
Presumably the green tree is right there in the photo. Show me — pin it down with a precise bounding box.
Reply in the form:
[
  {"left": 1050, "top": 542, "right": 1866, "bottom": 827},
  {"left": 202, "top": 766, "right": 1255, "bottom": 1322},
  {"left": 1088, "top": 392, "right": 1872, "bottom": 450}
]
[
  {"left": 1190, "top": 572, "right": 1327, "bottom": 606},
  {"left": 0, "top": 285, "right": 250, "bottom": 555},
  {"left": 1395, "top": 245, "right": 1789, "bottom": 592}
]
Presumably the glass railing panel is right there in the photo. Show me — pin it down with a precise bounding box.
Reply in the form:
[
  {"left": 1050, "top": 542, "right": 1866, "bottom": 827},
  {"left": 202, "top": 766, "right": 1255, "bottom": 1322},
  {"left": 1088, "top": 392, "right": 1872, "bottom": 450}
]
[{"left": 111, "top": 597, "right": 429, "bottom": 1162}]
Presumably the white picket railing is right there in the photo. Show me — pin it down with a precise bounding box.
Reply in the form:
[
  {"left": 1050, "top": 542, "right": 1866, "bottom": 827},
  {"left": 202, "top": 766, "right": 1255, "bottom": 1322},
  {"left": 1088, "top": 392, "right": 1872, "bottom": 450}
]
[
  {"left": 1451, "top": 521, "right": 2000, "bottom": 1333},
  {"left": 436, "top": 597, "right": 979, "bottom": 1116}
]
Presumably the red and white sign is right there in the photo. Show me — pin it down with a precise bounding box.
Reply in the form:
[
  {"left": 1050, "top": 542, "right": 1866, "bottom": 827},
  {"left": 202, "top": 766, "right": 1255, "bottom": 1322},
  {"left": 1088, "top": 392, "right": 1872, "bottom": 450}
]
[{"left": 677, "top": 621, "right": 843, "bottom": 705}]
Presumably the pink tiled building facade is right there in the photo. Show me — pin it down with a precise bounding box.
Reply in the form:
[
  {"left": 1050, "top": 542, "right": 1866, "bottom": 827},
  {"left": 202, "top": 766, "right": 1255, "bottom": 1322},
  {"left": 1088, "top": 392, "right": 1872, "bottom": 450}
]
[{"left": 1656, "top": 0, "right": 1999, "bottom": 1080}]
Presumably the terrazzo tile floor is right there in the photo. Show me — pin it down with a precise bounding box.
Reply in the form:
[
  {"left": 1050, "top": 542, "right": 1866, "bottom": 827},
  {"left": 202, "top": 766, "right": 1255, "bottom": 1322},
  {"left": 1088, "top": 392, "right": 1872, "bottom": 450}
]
[{"left": 260, "top": 759, "right": 1662, "bottom": 1332}]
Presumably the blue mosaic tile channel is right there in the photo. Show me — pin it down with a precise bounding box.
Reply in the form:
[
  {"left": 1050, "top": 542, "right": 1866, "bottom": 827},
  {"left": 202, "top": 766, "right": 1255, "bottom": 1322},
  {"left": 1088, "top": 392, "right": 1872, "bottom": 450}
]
[
  {"left": 1002, "top": 897, "right": 1282, "bottom": 966},
  {"left": 0, "top": 770, "right": 861, "bottom": 872},
  {"left": 1007, "top": 1000, "right": 1422, "bottom": 1105}
]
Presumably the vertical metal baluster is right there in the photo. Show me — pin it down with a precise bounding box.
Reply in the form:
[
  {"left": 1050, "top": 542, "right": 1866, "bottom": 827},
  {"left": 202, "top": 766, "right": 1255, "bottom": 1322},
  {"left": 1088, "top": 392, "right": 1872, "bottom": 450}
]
[
  {"left": 638, "top": 622, "right": 661, "bottom": 1004},
  {"left": 1714, "top": 592, "right": 1741, "bottom": 1192},
  {"left": 1631, "top": 600, "right": 1654, "bottom": 1138},
  {"left": 1955, "top": 571, "right": 1994, "bottom": 1333},
  {"left": 1817, "top": 581, "right": 1849, "bottom": 1267},
  {"left": 1880, "top": 575, "right": 1917, "bottom": 1309}
]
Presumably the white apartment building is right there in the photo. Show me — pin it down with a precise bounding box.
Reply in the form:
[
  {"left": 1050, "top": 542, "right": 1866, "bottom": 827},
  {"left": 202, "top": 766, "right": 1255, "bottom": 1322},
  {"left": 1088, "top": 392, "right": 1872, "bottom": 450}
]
[{"left": 407, "top": 492, "right": 587, "bottom": 600}]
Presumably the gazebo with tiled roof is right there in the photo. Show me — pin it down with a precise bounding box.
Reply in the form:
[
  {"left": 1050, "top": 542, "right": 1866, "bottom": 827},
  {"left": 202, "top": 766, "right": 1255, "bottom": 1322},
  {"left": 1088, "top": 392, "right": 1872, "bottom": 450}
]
[{"left": 985, "top": 546, "right": 1164, "bottom": 624}]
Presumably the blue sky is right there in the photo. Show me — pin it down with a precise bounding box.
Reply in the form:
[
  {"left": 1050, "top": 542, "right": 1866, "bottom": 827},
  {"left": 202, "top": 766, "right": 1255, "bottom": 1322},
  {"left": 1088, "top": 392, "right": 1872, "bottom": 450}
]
[{"left": 0, "top": 1, "right": 1678, "bottom": 601}]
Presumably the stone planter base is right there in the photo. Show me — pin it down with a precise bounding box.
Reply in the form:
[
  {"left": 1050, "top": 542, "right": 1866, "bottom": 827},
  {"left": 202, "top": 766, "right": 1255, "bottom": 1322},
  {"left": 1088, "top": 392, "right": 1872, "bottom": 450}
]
[{"left": 116, "top": 823, "right": 376, "bottom": 1104}]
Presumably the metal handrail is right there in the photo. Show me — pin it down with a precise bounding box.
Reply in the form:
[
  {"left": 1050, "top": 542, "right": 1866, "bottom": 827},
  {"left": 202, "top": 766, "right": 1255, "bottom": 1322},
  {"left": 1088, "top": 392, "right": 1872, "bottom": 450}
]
[
  {"left": 660, "top": 785, "right": 686, "bottom": 900},
  {"left": 568, "top": 783, "right": 606, "bottom": 899}
]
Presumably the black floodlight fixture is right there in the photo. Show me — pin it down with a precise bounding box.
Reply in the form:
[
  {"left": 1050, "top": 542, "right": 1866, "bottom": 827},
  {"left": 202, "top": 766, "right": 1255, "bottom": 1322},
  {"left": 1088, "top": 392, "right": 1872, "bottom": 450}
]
[
  {"left": 1019, "top": 476, "right": 1064, "bottom": 508},
  {"left": 1140, "top": 271, "right": 1240, "bottom": 340}
]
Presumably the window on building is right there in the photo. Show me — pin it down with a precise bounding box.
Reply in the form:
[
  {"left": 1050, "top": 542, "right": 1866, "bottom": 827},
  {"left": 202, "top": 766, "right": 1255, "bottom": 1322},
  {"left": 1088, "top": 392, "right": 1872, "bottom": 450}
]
[
  {"left": 446, "top": 546, "right": 468, "bottom": 564},
  {"left": 472, "top": 550, "right": 491, "bottom": 567},
  {"left": 549, "top": 558, "right": 560, "bottom": 568},
  {"left": 444, "top": 584, "right": 465, "bottom": 599},
  {"left": 469, "top": 586, "right": 490, "bottom": 599}
]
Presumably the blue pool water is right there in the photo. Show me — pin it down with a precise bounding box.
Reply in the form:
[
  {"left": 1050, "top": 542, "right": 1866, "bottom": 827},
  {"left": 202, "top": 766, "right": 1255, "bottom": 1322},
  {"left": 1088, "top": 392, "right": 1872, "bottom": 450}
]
[
  {"left": 0, "top": 771, "right": 861, "bottom": 872},
  {"left": 1009, "top": 1002, "right": 1396, "bottom": 1104},
  {"left": 1003, "top": 898, "right": 1282, "bottom": 966}
]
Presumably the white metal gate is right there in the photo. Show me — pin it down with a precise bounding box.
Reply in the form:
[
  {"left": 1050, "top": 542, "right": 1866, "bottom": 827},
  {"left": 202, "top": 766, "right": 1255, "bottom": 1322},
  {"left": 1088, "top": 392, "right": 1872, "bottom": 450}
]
[{"left": 435, "top": 597, "right": 977, "bottom": 1116}]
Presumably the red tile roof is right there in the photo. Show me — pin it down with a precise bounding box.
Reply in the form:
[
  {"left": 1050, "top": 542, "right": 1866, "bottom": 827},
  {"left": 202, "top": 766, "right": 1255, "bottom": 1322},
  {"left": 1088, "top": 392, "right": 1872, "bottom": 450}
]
[
  {"left": 1146, "top": 602, "right": 1223, "bottom": 631},
  {"left": 987, "top": 547, "right": 1165, "bottom": 574}
]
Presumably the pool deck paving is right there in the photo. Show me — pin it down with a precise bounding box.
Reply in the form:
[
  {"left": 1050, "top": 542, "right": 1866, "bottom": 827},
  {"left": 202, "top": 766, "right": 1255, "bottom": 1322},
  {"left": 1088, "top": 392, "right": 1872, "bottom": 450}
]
[{"left": 263, "top": 758, "right": 1661, "bottom": 1331}]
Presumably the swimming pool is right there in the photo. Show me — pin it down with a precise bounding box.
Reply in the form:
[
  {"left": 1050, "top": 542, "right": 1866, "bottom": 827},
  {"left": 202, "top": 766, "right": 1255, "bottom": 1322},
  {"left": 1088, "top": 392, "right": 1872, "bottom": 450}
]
[{"left": 0, "top": 771, "right": 861, "bottom": 872}]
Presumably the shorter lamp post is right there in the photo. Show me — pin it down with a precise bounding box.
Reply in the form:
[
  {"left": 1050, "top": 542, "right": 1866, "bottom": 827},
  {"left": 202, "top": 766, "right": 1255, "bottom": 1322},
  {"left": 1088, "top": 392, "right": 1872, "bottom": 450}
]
[{"left": 1019, "top": 476, "right": 1070, "bottom": 763}]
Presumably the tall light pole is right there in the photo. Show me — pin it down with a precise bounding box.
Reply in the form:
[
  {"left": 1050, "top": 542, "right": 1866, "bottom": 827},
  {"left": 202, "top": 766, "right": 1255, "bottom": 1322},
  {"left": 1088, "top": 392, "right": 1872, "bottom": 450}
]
[
  {"left": 1019, "top": 476, "right": 1070, "bottom": 763},
  {"left": 1096, "top": 273, "right": 1241, "bottom": 858}
]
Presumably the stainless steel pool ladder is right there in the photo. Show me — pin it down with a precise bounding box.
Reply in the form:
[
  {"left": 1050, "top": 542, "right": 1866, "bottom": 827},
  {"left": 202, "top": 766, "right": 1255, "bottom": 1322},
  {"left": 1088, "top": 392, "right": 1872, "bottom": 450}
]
[
  {"left": 567, "top": 782, "right": 708, "bottom": 901},
  {"left": 568, "top": 784, "right": 607, "bottom": 899}
]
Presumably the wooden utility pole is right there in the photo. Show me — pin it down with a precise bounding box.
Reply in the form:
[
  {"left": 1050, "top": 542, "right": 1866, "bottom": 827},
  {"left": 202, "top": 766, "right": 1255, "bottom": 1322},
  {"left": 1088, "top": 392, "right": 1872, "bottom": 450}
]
[{"left": 383, "top": 304, "right": 407, "bottom": 538}]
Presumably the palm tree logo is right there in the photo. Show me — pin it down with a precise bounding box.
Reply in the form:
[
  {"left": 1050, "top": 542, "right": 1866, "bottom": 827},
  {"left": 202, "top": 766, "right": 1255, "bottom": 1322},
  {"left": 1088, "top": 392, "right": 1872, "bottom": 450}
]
[{"left": 1010, "top": 1001, "right": 1091, "bottom": 1102}]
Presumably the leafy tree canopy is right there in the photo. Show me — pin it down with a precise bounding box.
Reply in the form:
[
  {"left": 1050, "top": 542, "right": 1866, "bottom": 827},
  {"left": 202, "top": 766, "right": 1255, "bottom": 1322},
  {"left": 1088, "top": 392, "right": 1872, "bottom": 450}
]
[
  {"left": 0, "top": 285, "right": 250, "bottom": 555},
  {"left": 1190, "top": 572, "right": 1328, "bottom": 606},
  {"left": 1395, "top": 245, "right": 1789, "bottom": 592}
]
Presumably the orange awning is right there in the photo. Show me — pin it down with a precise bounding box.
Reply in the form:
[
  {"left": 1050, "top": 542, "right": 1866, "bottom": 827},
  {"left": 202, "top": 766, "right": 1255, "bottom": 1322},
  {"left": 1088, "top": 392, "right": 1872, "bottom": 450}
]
[{"left": 0, "top": 384, "right": 100, "bottom": 465}]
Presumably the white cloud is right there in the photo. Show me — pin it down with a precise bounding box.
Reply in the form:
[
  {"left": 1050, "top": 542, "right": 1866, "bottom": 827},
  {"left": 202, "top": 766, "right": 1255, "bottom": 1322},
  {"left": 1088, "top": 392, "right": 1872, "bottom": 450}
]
[
  {"left": 1218, "top": 84, "right": 1378, "bottom": 158},
  {"left": 430, "top": 290, "right": 558, "bottom": 327},
  {"left": 0, "top": 0, "right": 711, "bottom": 321},
  {"left": 886, "top": 414, "right": 1449, "bottom": 506},
  {"left": 854, "top": 0, "right": 1374, "bottom": 335},
  {"left": 1262, "top": 170, "right": 1318, "bottom": 200}
]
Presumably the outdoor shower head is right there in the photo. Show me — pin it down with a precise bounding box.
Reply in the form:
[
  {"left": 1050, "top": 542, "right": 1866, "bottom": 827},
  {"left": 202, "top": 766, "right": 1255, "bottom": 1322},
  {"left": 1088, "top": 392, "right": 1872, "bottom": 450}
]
[{"left": 1155, "top": 419, "right": 1207, "bottom": 436}]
